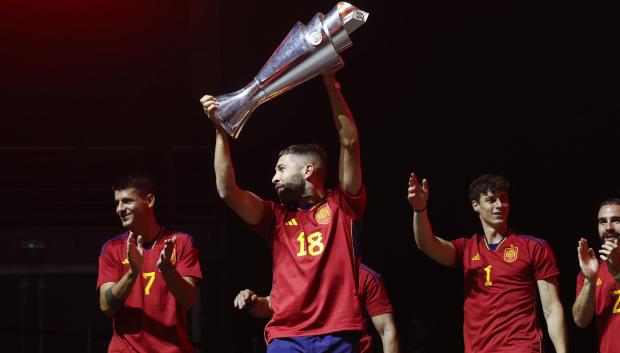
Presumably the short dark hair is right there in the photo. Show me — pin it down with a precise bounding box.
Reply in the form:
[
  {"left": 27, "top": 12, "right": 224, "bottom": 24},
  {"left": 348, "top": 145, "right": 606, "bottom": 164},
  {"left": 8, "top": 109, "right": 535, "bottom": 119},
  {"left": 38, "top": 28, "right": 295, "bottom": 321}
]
[
  {"left": 468, "top": 174, "right": 510, "bottom": 202},
  {"left": 600, "top": 198, "right": 620, "bottom": 209},
  {"left": 113, "top": 172, "right": 155, "bottom": 196},
  {"left": 278, "top": 143, "right": 328, "bottom": 179}
]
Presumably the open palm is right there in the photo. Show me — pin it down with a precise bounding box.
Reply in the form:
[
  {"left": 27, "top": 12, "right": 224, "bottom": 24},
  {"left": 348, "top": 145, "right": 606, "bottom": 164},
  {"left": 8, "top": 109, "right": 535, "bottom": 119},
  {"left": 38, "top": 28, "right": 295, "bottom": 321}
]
[{"left": 578, "top": 238, "right": 599, "bottom": 280}]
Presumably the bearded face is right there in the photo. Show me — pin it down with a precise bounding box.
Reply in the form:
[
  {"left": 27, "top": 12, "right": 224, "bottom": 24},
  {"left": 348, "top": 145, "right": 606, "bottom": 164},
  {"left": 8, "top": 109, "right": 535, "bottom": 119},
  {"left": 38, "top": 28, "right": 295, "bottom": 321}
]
[
  {"left": 598, "top": 204, "right": 620, "bottom": 243},
  {"left": 272, "top": 154, "right": 307, "bottom": 208},
  {"left": 277, "top": 171, "right": 305, "bottom": 208}
]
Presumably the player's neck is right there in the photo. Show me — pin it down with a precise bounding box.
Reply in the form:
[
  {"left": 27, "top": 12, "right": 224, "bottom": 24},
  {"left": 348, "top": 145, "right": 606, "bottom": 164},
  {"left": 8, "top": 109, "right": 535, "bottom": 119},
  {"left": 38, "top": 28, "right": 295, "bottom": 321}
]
[
  {"left": 482, "top": 223, "right": 510, "bottom": 244},
  {"left": 298, "top": 186, "right": 325, "bottom": 208},
  {"left": 132, "top": 221, "right": 163, "bottom": 243}
]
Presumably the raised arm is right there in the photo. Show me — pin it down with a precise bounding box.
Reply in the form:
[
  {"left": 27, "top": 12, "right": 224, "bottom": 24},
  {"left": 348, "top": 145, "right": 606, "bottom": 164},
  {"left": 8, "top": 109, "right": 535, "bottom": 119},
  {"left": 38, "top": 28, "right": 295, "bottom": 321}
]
[
  {"left": 572, "top": 238, "right": 598, "bottom": 327},
  {"left": 323, "top": 73, "right": 362, "bottom": 196},
  {"left": 407, "top": 173, "right": 455, "bottom": 266},
  {"left": 538, "top": 277, "right": 568, "bottom": 353},
  {"left": 370, "top": 312, "right": 400, "bottom": 353},
  {"left": 201, "top": 95, "right": 265, "bottom": 225}
]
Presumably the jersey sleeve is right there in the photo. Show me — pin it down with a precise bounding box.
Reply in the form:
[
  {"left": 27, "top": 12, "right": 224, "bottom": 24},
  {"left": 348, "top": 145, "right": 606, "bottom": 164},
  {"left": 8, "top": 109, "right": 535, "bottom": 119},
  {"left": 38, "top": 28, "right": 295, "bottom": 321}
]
[
  {"left": 250, "top": 199, "right": 276, "bottom": 243},
  {"left": 335, "top": 184, "right": 367, "bottom": 220},
  {"left": 96, "top": 241, "right": 121, "bottom": 289},
  {"left": 531, "top": 240, "right": 560, "bottom": 280},
  {"left": 362, "top": 271, "right": 393, "bottom": 317},
  {"left": 451, "top": 237, "right": 468, "bottom": 267},
  {"left": 175, "top": 235, "right": 203, "bottom": 280}
]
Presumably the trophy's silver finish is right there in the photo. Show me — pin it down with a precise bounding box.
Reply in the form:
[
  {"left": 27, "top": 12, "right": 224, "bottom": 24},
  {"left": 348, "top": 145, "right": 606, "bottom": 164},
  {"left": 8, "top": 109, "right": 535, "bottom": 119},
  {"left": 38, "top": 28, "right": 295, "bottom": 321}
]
[{"left": 213, "top": 2, "right": 369, "bottom": 138}]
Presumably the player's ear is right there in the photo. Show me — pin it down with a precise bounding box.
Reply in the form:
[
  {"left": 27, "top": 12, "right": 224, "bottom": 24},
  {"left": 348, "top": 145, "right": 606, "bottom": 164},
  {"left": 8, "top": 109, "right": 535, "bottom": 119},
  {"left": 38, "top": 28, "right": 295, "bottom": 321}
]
[
  {"left": 303, "top": 164, "right": 314, "bottom": 180},
  {"left": 471, "top": 199, "right": 480, "bottom": 213},
  {"left": 146, "top": 193, "right": 156, "bottom": 208}
]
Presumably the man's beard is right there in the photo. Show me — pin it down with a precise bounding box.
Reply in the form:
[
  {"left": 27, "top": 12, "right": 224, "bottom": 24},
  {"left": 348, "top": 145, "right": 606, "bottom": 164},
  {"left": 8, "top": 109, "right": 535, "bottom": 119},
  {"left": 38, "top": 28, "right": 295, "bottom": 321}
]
[
  {"left": 602, "top": 231, "right": 620, "bottom": 243},
  {"left": 278, "top": 175, "right": 305, "bottom": 209}
]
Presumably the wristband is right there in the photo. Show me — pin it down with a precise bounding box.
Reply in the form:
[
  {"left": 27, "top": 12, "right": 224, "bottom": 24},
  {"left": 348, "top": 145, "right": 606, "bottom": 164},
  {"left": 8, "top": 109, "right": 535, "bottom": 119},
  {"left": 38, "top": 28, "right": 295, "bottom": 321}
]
[
  {"left": 414, "top": 206, "right": 427, "bottom": 213},
  {"left": 105, "top": 286, "right": 124, "bottom": 309}
]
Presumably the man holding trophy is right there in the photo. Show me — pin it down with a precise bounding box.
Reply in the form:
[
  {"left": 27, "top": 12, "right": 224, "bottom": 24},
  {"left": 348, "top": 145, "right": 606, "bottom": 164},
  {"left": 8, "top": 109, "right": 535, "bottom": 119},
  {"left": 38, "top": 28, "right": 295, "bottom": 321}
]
[
  {"left": 201, "top": 3, "right": 370, "bottom": 351},
  {"left": 202, "top": 69, "right": 365, "bottom": 352}
]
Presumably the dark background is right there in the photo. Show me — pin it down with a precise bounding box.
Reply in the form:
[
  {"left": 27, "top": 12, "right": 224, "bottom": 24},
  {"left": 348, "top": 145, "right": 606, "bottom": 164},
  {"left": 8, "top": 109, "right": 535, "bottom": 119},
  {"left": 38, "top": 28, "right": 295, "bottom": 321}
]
[{"left": 1, "top": 0, "right": 618, "bottom": 352}]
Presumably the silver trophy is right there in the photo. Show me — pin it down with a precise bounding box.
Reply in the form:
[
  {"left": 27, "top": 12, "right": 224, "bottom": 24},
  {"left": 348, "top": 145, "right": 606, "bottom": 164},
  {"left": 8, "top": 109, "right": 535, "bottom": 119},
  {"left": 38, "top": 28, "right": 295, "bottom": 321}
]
[{"left": 212, "top": 2, "right": 369, "bottom": 138}]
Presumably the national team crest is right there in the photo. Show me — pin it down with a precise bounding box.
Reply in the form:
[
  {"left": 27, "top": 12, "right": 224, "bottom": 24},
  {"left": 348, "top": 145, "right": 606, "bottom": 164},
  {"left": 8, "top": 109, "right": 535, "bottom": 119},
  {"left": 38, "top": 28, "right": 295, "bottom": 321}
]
[
  {"left": 315, "top": 203, "right": 332, "bottom": 224},
  {"left": 503, "top": 246, "right": 518, "bottom": 263}
]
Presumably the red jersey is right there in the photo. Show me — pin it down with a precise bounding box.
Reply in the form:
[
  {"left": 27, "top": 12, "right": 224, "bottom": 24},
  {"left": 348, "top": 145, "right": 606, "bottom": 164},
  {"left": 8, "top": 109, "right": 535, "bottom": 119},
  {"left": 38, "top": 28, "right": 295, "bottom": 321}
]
[
  {"left": 358, "top": 264, "right": 394, "bottom": 353},
  {"left": 253, "top": 186, "right": 366, "bottom": 342},
  {"left": 576, "top": 261, "right": 620, "bottom": 353},
  {"left": 452, "top": 232, "right": 560, "bottom": 353},
  {"left": 97, "top": 229, "right": 203, "bottom": 353}
]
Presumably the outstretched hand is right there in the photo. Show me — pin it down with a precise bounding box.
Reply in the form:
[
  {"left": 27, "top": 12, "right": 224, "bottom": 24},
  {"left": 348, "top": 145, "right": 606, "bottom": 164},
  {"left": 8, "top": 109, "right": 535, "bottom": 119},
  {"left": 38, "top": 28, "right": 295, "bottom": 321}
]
[
  {"left": 200, "top": 95, "right": 220, "bottom": 120},
  {"left": 322, "top": 67, "right": 341, "bottom": 86},
  {"left": 577, "top": 238, "right": 599, "bottom": 281},
  {"left": 233, "top": 289, "right": 258, "bottom": 310},
  {"left": 408, "top": 172, "right": 429, "bottom": 212}
]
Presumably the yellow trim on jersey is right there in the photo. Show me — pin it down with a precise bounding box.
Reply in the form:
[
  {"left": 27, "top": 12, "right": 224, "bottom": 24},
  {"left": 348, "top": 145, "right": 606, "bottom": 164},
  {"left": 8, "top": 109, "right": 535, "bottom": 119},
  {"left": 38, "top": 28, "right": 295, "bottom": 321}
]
[{"left": 482, "top": 235, "right": 508, "bottom": 251}]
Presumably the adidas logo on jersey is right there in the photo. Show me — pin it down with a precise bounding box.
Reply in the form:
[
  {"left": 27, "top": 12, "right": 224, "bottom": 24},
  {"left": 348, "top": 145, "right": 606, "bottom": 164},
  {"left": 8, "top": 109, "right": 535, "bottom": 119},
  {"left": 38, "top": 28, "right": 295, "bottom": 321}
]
[
  {"left": 471, "top": 253, "right": 480, "bottom": 261},
  {"left": 285, "top": 218, "right": 298, "bottom": 226}
]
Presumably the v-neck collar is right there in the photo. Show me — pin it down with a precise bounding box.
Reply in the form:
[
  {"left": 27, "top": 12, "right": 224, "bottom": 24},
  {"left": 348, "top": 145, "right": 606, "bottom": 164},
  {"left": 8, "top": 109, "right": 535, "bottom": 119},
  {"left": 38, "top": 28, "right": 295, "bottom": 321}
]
[{"left": 481, "top": 230, "right": 512, "bottom": 251}]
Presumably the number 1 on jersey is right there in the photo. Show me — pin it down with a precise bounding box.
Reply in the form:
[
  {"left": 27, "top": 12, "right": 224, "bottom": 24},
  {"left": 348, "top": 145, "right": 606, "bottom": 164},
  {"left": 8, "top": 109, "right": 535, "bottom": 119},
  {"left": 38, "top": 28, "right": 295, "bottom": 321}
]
[{"left": 484, "top": 265, "right": 493, "bottom": 286}]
